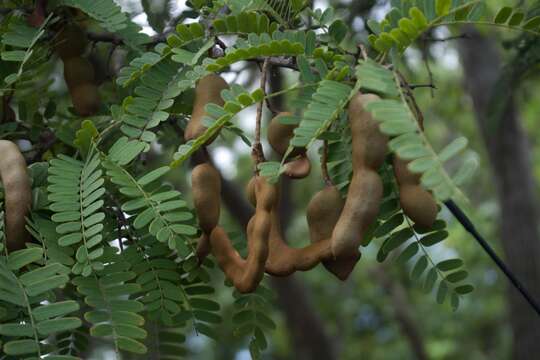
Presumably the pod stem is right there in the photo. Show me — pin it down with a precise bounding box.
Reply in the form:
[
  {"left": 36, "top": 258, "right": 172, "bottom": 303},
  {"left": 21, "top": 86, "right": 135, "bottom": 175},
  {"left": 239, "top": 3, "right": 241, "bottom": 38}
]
[
  {"left": 445, "top": 200, "right": 540, "bottom": 317},
  {"left": 321, "top": 140, "right": 332, "bottom": 186},
  {"left": 252, "top": 58, "right": 270, "bottom": 167}
]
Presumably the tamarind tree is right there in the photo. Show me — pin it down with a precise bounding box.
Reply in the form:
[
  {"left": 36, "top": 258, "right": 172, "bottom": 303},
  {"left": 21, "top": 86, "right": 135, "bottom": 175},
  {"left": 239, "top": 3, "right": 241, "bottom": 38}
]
[{"left": 0, "top": 0, "right": 539, "bottom": 359}]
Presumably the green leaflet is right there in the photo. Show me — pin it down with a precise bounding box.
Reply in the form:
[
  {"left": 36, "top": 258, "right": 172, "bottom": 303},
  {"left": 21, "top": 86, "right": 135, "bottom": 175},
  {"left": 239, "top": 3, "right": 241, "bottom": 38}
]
[
  {"left": 368, "top": 2, "right": 540, "bottom": 54},
  {"left": 104, "top": 157, "right": 196, "bottom": 254},
  {"left": 73, "top": 250, "right": 147, "bottom": 355},
  {"left": 48, "top": 150, "right": 106, "bottom": 277}
]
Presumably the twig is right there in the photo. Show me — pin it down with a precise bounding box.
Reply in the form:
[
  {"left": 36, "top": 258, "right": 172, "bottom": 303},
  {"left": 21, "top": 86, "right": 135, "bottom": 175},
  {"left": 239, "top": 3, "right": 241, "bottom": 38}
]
[
  {"left": 321, "top": 140, "right": 332, "bottom": 186},
  {"left": 445, "top": 200, "right": 540, "bottom": 317},
  {"left": 255, "top": 56, "right": 298, "bottom": 71},
  {"left": 408, "top": 83, "right": 437, "bottom": 90},
  {"left": 420, "top": 37, "right": 435, "bottom": 98},
  {"left": 252, "top": 58, "right": 269, "bottom": 167},
  {"left": 424, "top": 33, "right": 471, "bottom": 42}
]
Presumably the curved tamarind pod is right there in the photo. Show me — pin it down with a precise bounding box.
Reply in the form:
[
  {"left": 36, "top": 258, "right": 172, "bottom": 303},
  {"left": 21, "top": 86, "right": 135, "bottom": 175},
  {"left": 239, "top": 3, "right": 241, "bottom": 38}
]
[
  {"left": 63, "top": 57, "right": 95, "bottom": 88},
  {"left": 195, "top": 233, "right": 211, "bottom": 263},
  {"left": 210, "top": 177, "right": 277, "bottom": 293},
  {"left": 246, "top": 176, "right": 257, "bottom": 207},
  {"left": 55, "top": 24, "right": 88, "bottom": 60},
  {"left": 69, "top": 83, "right": 101, "bottom": 116},
  {"left": 264, "top": 205, "right": 333, "bottom": 277},
  {"left": 307, "top": 186, "right": 360, "bottom": 280},
  {"left": 192, "top": 163, "right": 221, "bottom": 235},
  {"left": 0, "top": 140, "right": 31, "bottom": 252},
  {"left": 185, "top": 74, "right": 229, "bottom": 142},
  {"left": 393, "top": 156, "right": 438, "bottom": 228},
  {"left": 331, "top": 93, "right": 388, "bottom": 258},
  {"left": 262, "top": 183, "right": 336, "bottom": 277},
  {"left": 282, "top": 155, "right": 311, "bottom": 179}
]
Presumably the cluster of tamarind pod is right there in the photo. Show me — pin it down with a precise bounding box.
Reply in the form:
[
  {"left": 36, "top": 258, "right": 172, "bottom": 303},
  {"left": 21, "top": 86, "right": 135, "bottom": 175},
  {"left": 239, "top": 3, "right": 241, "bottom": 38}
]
[
  {"left": 188, "top": 74, "right": 439, "bottom": 293},
  {"left": 54, "top": 23, "right": 100, "bottom": 116}
]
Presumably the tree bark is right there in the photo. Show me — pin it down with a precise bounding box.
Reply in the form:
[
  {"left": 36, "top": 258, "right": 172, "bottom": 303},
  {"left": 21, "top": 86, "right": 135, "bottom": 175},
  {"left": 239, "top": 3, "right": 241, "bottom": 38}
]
[{"left": 457, "top": 27, "right": 540, "bottom": 359}]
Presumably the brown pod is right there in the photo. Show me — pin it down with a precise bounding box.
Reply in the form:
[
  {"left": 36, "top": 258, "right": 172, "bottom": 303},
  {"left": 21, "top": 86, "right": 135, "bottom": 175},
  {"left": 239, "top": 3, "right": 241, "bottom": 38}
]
[
  {"left": 246, "top": 176, "right": 257, "bottom": 207},
  {"left": 210, "top": 177, "right": 277, "bottom": 293},
  {"left": 185, "top": 74, "right": 229, "bottom": 142},
  {"left": 282, "top": 155, "right": 311, "bottom": 179},
  {"left": 63, "top": 57, "right": 95, "bottom": 88},
  {"left": 262, "top": 183, "right": 340, "bottom": 277},
  {"left": 0, "top": 140, "right": 31, "bottom": 252},
  {"left": 331, "top": 93, "right": 388, "bottom": 258},
  {"left": 393, "top": 156, "right": 438, "bottom": 228},
  {"left": 195, "top": 233, "right": 211, "bottom": 264},
  {"left": 191, "top": 163, "right": 221, "bottom": 235},
  {"left": 69, "top": 83, "right": 101, "bottom": 116},
  {"left": 307, "top": 186, "right": 360, "bottom": 280},
  {"left": 267, "top": 112, "right": 302, "bottom": 157},
  {"left": 267, "top": 112, "right": 310, "bottom": 179},
  {"left": 55, "top": 24, "right": 88, "bottom": 60}
]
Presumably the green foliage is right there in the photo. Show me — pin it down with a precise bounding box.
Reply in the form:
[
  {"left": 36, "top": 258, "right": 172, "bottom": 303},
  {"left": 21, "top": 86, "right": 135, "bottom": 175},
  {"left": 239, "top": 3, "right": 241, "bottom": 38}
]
[
  {"left": 104, "top": 159, "right": 197, "bottom": 254},
  {"left": 0, "top": 14, "right": 51, "bottom": 95},
  {"left": 48, "top": 150, "right": 106, "bottom": 277},
  {"left": 203, "top": 30, "right": 312, "bottom": 72},
  {"left": 120, "top": 59, "right": 183, "bottom": 151},
  {"left": 56, "top": 0, "right": 150, "bottom": 50},
  {"left": 73, "top": 249, "right": 147, "bottom": 354},
  {"left": 369, "top": 1, "right": 540, "bottom": 53},
  {"left": 369, "top": 165, "right": 474, "bottom": 310},
  {"left": 171, "top": 86, "right": 264, "bottom": 167},
  {"left": 168, "top": 11, "right": 279, "bottom": 48},
  {"left": 0, "top": 250, "right": 81, "bottom": 358},
  {"left": 232, "top": 284, "right": 276, "bottom": 360}
]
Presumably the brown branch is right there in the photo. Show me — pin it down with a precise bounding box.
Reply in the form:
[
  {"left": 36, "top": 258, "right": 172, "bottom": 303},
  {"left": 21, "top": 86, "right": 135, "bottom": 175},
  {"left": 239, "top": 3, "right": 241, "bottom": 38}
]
[
  {"left": 252, "top": 58, "right": 269, "bottom": 166},
  {"left": 321, "top": 140, "right": 332, "bottom": 186}
]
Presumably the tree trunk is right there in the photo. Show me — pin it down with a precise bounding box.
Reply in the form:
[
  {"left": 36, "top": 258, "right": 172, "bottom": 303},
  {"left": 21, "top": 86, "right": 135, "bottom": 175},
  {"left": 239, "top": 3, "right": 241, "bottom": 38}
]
[{"left": 457, "top": 27, "right": 540, "bottom": 359}]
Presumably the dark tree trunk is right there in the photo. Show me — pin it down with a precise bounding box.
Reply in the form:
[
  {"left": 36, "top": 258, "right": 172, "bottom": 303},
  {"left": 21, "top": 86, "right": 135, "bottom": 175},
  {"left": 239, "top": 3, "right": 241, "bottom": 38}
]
[{"left": 457, "top": 27, "right": 540, "bottom": 359}]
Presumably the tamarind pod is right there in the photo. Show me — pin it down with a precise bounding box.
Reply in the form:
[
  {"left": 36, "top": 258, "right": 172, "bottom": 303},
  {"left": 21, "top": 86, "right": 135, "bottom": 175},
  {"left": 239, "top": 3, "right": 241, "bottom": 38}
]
[
  {"left": 185, "top": 74, "right": 229, "bottom": 142},
  {"left": 195, "top": 233, "right": 211, "bottom": 264},
  {"left": 192, "top": 163, "right": 221, "bottom": 235},
  {"left": 348, "top": 93, "right": 388, "bottom": 169},
  {"left": 246, "top": 176, "right": 257, "bottom": 207},
  {"left": 69, "top": 83, "right": 101, "bottom": 116},
  {"left": 331, "top": 93, "right": 388, "bottom": 258},
  {"left": 210, "top": 177, "right": 277, "bottom": 293},
  {"left": 282, "top": 154, "right": 311, "bottom": 179},
  {"left": 331, "top": 169, "right": 383, "bottom": 258},
  {"left": 262, "top": 183, "right": 342, "bottom": 277},
  {"left": 55, "top": 24, "right": 88, "bottom": 60},
  {"left": 307, "top": 186, "right": 360, "bottom": 280},
  {"left": 264, "top": 208, "right": 333, "bottom": 276},
  {"left": 63, "top": 57, "right": 95, "bottom": 89},
  {"left": 267, "top": 112, "right": 303, "bottom": 157},
  {"left": 0, "top": 140, "right": 31, "bottom": 253},
  {"left": 393, "top": 156, "right": 438, "bottom": 228}
]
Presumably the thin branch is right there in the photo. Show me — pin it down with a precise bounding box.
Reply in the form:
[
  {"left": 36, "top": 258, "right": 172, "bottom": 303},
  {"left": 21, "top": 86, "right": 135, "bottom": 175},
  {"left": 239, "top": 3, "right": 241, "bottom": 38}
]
[
  {"left": 423, "top": 33, "right": 471, "bottom": 42},
  {"left": 321, "top": 140, "right": 332, "bottom": 186},
  {"left": 408, "top": 83, "right": 437, "bottom": 90},
  {"left": 252, "top": 58, "right": 269, "bottom": 166}
]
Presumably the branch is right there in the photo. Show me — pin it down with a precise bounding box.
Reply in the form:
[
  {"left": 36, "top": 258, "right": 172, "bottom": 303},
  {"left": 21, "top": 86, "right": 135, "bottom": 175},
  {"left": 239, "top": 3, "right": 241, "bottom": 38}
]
[{"left": 252, "top": 58, "right": 269, "bottom": 166}]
